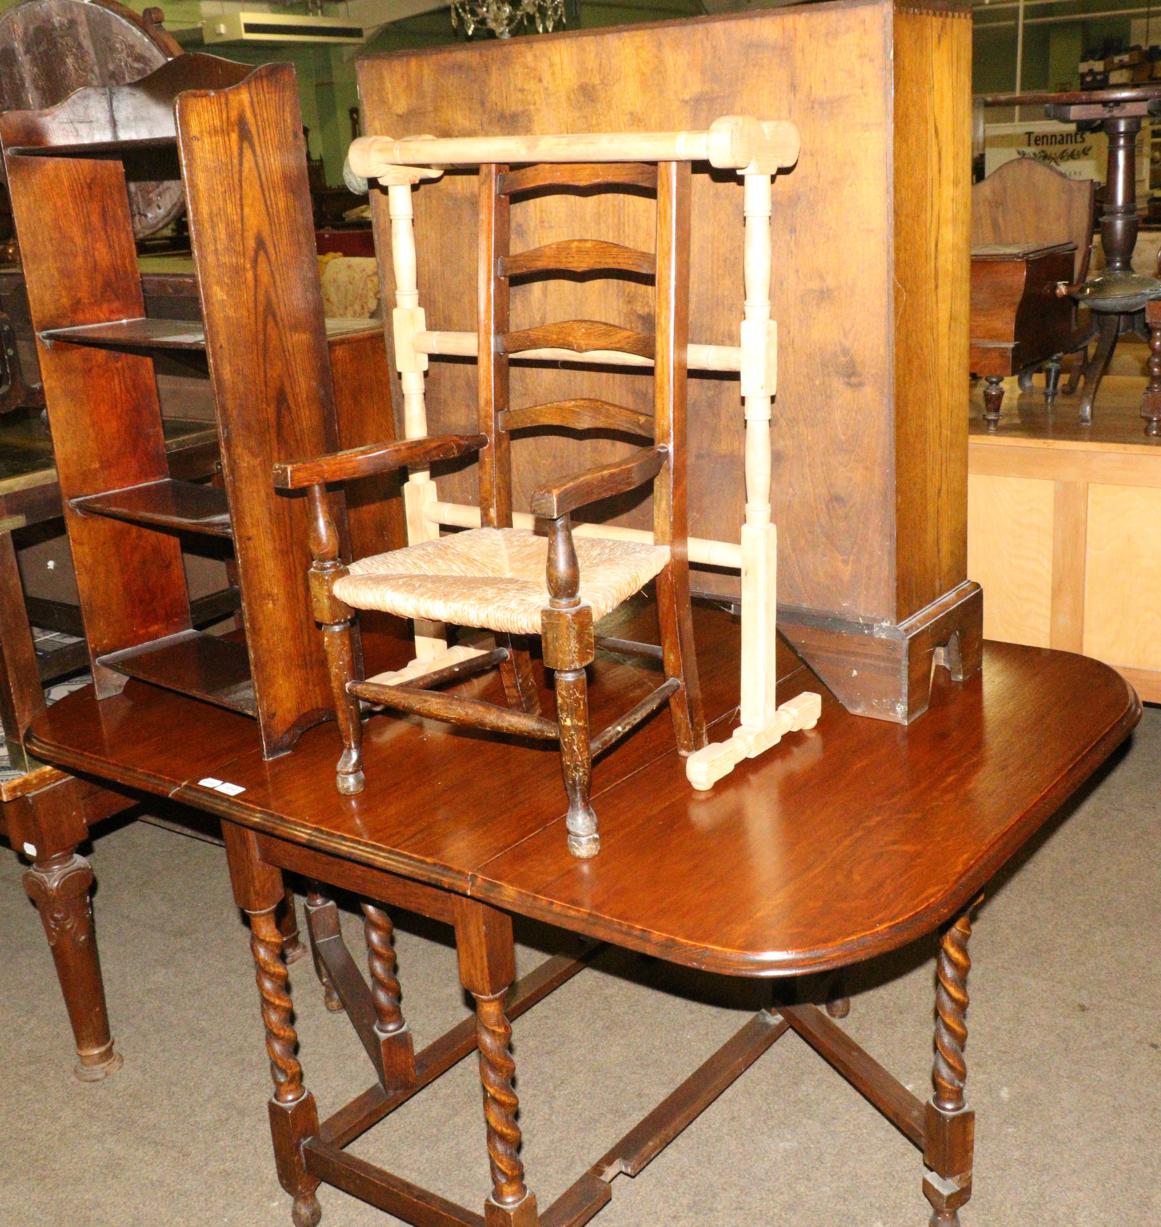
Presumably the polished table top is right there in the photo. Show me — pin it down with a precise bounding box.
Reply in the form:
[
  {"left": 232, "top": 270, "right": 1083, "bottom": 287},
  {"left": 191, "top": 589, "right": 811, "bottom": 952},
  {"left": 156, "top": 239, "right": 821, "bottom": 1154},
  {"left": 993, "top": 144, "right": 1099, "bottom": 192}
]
[{"left": 27, "top": 604, "right": 1139, "bottom": 978}]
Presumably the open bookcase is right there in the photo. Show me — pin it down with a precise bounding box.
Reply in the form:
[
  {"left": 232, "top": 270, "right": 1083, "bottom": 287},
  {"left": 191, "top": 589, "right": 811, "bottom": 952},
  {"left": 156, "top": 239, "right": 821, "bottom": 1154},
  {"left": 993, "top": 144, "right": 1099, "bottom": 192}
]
[{"left": 0, "top": 56, "right": 398, "bottom": 758}]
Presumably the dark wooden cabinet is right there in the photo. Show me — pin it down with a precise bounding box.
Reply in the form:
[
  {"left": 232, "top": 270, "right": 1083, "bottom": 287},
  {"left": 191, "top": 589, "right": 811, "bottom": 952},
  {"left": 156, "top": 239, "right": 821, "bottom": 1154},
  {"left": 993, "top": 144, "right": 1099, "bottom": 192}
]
[{"left": 356, "top": 0, "right": 981, "bottom": 726}]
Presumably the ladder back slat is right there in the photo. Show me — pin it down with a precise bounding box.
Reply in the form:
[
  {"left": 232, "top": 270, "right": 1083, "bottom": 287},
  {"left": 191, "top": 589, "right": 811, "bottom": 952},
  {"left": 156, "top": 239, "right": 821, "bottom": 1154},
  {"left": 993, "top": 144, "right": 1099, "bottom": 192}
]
[
  {"left": 500, "top": 239, "right": 655, "bottom": 278},
  {"left": 500, "top": 399, "right": 655, "bottom": 436},
  {"left": 498, "top": 161, "right": 658, "bottom": 195},
  {"left": 501, "top": 320, "right": 655, "bottom": 359}
]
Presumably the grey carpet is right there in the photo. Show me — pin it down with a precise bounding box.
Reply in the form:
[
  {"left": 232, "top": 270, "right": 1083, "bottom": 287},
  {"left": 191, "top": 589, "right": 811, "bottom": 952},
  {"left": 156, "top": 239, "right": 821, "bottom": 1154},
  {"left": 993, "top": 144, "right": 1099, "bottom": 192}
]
[{"left": 2, "top": 708, "right": 1159, "bottom": 1227}]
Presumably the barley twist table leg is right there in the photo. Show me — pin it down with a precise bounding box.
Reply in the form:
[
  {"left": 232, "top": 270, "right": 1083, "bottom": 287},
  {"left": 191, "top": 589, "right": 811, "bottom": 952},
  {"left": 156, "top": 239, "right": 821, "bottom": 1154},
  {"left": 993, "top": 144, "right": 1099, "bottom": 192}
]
[
  {"left": 250, "top": 906, "right": 322, "bottom": 1227},
  {"left": 362, "top": 902, "right": 405, "bottom": 1033},
  {"left": 923, "top": 909, "right": 977, "bottom": 1227},
  {"left": 474, "top": 990, "right": 537, "bottom": 1225},
  {"left": 362, "top": 901, "right": 417, "bottom": 1085}
]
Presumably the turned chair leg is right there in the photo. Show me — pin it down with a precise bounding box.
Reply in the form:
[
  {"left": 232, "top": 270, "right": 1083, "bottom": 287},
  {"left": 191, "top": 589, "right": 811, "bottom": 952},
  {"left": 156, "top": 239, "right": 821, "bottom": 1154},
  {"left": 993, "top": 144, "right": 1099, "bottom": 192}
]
[
  {"left": 304, "top": 485, "right": 364, "bottom": 796},
  {"left": 655, "top": 562, "right": 706, "bottom": 754},
  {"left": 250, "top": 904, "right": 323, "bottom": 1227},
  {"left": 542, "top": 518, "right": 598, "bottom": 859},
  {"left": 1043, "top": 358, "right": 1063, "bottom": 406},
  {"left": 981, "top": 377, "right": 1004, "bottom": 432},
  {"left": 555, "top": 664, "right": 597, "bottom": 859},
  {"left": 23, "top": 850, "right": 123, "bottom": 1081},
  {"left": 922, "top": 908, "right": 977, "bottom": 1227},
  {"left": 323, "top": 620, "right": 364, "bottom": 797},
  {"left": 455, "top": 900, "right": 539, "bottom": 1227}
]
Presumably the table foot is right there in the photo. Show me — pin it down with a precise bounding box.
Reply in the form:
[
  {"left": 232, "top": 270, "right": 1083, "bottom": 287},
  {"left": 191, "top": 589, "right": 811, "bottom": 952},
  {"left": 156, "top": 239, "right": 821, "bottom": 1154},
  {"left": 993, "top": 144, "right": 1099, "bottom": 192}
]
[
  {"left": 291, "top": 1192, "right": 322, "bottom": 1227},
  {"left": 23, "top": 850, "right": 121, "bottom": 1081},
  {"left": 476, "top": 992, "right": 534, "bottom": 1214},
  {"left": 74, "top": 1043, "right": 124, "bottom": 1082}
]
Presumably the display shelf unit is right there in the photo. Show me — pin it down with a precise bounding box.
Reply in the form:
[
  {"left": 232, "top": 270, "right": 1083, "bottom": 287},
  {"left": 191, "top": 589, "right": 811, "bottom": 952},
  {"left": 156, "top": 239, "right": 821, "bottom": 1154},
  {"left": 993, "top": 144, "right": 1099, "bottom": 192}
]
[{"left": 0, "top": 56, "right": 377, "bottom": 756}]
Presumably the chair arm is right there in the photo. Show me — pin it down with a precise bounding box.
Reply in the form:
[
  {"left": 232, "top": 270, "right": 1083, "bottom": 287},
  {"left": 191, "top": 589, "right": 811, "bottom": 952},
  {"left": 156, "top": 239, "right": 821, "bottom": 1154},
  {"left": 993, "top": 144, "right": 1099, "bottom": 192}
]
[
  {"left": 530, "top": 445, "right": 667, "bottom": 519},
  {"left": 274, "top": 433, "right": 486, "bottom": 490}
]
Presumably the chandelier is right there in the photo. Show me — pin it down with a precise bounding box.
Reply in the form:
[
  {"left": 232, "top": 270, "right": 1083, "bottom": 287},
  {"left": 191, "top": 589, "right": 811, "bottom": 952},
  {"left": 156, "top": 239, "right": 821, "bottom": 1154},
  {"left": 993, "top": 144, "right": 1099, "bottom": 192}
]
[{"left": 450, "top": 0, "right": 566, "bottom": 39}]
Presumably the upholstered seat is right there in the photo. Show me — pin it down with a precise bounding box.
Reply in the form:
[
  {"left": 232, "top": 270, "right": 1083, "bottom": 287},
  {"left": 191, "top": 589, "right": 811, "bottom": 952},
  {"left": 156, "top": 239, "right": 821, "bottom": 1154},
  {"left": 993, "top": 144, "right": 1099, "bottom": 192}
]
[{"left": 335, "top": 527, "right": 669, "bottom": 636}]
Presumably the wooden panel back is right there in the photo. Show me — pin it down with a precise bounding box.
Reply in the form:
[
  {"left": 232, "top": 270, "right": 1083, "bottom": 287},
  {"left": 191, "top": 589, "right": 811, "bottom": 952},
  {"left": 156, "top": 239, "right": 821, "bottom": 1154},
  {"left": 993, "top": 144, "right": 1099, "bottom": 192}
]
[
  {"left": 971, "top": 158, "right": 1096, "bottom": 285},
  {"left": 357, "top": 1, "right": 956, "bottom": 624},
  {"left": 176, "top": 63, "right": 339, "bottom": 756},
  {"left": 2, "top": 152, "right": 190, "bottom": 662},
  {"left": 329, "top": 326, "right": 410, "bottom": 670}
]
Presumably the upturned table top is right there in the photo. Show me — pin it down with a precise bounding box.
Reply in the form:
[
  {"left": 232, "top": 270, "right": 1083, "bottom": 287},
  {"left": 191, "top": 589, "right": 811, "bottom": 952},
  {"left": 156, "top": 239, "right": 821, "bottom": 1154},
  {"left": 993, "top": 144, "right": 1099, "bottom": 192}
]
[{"left": 26, "top": 604, "right": 1139, "bottom": 977}]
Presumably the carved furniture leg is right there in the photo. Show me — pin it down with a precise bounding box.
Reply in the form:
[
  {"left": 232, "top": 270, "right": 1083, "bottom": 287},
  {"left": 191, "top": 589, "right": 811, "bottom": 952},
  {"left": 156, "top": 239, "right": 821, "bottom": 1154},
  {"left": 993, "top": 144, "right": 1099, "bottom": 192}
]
[
  {"left": 1063, "top": 348, "right": 1086, "bottom": 394},
  {"left": 304, "top": 885, "right": 344, "bottom": 1012},
  {"left": 23, "top": 850, "right": 122, "bottom": 1081},
  {"left": 1141, "top": 302, "right": 1161, "bottom": 437},
  {"left": 1043, "top": 358, "right": 1062, "bottom": 406},
  {"left": 1077, "top": 313, "right": 1120, "bottom": 425},
  {"left": 361, "top": 901, "right": 417, "bottom": 1084},
  {"left": 224, "top": 824, "right": 322, "bottom": 1227},
  {"left": 981, "top": 376, "right": 1004, "bottom": 431},
  {"left": 454, "top": 898, "right": 539, "bottom": 1227},
  {"left": 923, "top": 909, "right": 977, "bottom": 1227}
]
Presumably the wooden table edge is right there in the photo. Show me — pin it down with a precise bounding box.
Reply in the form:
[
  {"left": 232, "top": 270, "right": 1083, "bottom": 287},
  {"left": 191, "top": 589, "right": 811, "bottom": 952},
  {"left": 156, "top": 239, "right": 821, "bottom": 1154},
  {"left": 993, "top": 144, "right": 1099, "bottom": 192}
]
[
  {"left": 24, "top": 657, "right": 1140, "bottom": 979},
  {"left": 467, "top": 662, "right": 1142, "bottom": 977}
]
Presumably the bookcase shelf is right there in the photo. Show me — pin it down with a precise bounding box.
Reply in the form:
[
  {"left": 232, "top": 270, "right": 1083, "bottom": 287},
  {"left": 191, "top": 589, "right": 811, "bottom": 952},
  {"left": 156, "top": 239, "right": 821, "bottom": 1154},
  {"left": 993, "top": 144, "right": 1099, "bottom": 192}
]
[
  {"left": 72, "top": 478, "right": 232, "bottom": 538},
  {"left": 0, "top": 56, "right": 384, "bottom": 758},
  {"left": 97, "top": 630, "right": 256, "bottom": 715}
]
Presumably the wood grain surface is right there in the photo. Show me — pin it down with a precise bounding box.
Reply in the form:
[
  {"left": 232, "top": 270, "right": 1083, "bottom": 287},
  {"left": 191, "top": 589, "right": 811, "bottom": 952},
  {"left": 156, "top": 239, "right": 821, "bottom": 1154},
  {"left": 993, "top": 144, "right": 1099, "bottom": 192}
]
[
  {"left": 26, "top": 602, "right": 1138, "bottom": 976},
  {"left": 356, "top": 1, "right": 972, "bottom": 633}
]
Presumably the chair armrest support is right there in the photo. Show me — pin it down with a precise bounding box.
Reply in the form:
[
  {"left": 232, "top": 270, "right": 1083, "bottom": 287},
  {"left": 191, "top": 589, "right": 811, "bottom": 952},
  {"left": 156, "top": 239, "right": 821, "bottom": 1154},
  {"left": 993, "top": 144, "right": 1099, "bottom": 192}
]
[
  {"left": 530, "top": 445, "right": 667, "bottom": 519},
  {"left": 274, "top": 433, "right": 486, "bottom": 490}
]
